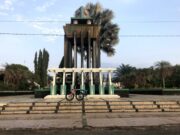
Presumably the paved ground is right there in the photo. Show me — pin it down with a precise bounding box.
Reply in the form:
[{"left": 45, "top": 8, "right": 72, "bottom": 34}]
[
  {"left": 0, "top": 94, "right": 180, "bottom": 134},
  {"left": 0, "top": 112, "right": 180, "bottom": 129},
  {"left": 0, "top": 113, "right": 180, "bottom": 134},
  {"left": 0, "top": 125, "right": 180, "bottom": 135},
  {"left": 0, "top": 94, "right": 180, "bottom": 104}
]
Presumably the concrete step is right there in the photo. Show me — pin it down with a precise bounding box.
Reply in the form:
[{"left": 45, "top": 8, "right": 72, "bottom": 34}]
[
  {"left": 112, "top": 109, "right": 136, "bottom": 112},
  {"left": 7, "top": 103, "right": 32, "bottom": 107},
  {"left": 163, "top": 108, "right": 180, "bottom": 112},
  {"left": 85, "top": 101, "right": 106, "bottom": 105},
  {"left": 59, "top": 106, "right": 82, "bottom": 110},
  {"left": 159, "top": 105, "right": 180, "bottom": 109},
  {"left": 85, "top": 109, "right": 109, "bottom": 113},
  {"left": 35, "top": 102, "right": 58, "bottom": 107},
  {"left": 85, "top": 106, "right": 108, "bottom": 110},
  {"left": 137, "top": 109, "right": 162, "bottom": 112},
  {"left": 60, "top": 102, "right": 82, "bottom": 106},
  {"left": 30, "top": 110, "right": 55, "bottom": 114},
  {"left": 135, "top": 105, "right": 158, "bottom": 109},
  {"left": 132, "top": 101, "right": 154, "bottom": 105},
  {"left": 58, "top": 110, "right": 82, "bottom": 113},
  {"left": 109, "top": 101, "right": 131, "bottom": 105},
  {"left": 110, "top": 105, "right": 133, "bottom": 109},
  {"left": 1, "top": 111, "right": 27, "bottom": 115},
  {"left": 5, "top": 107, "right": 30, "bottom": 111},
  {"left": 156, "top": 101, "right": 178, "bottom": 105},
  {"left": 32, "top": 106, "right": 56, "bottom": 111}
]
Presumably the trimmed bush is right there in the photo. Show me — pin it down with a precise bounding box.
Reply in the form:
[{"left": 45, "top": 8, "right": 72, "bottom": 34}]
[
  {"left": 115, "top": 89, "right": 129, "bottom": 97},
  {"left": 129, "top": 89, "right": 162, "bottom": 95},
  {"left": 34, "top": 88, "right": 50, "bottom": 98},
  {"left": 163, "top": 89, "right": 180, "bottom": 95}
]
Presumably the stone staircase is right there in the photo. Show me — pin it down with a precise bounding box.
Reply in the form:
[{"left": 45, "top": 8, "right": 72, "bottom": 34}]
[
  {"left": 132, "top": 101, "right": 162, "bottom": 112},
  {"left": 109, "top": 101, "right": 135, "bottom": 112},
  {"left": 85, "top": 101, "right": 109, "bottom": 113},
  {"left": 0, "top": 101, "right": 180, "bottom": 115},
  {"left": 1, "top": 103, "right": 32, "bottom": 114},
  {"left": 156, "top": 101, "right": 180, "bottom": 112}
]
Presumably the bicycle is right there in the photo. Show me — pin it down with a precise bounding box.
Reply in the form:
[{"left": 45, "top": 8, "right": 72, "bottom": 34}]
[{"left": 65, "top": 89, "right": 87, "bottom": 101}]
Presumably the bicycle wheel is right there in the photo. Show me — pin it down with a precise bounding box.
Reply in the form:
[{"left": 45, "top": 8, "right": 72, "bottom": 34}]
[
  {"left": 65, "top": 93, "right": 74, "bottom": 101},
  {"left": 75, "top": 92, "right": 84, "bottom": 101}
]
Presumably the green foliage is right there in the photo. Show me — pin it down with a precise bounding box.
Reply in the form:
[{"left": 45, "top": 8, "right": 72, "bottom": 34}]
[
  {"left": 34, "top": 49, "right": 49, "bottom": 88},
  {"left": 113, "top": 62, "right": 180, "bottom": 89},
  {"left": 75, "top": 2, "right": 120, "bottom": 56},
  {"left": 3, "top": 64, "right": 33, "bottom": 90},
  {"left": 154, "top": 61, "right": 172, "bottom": 88}
]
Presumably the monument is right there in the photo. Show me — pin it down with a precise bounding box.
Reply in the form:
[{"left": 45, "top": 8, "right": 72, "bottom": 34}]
[{"left": 48, "top": 7, "right": 116, "bottom": 96}]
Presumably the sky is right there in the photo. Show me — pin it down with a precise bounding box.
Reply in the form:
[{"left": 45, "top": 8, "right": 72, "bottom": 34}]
[{"left": 0, "top": 0, "right": 180, "bottom": 71}]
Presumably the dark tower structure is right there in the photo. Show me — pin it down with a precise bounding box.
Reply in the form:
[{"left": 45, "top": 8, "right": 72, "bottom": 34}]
[
  {"left": 63, "top": 7, "right": 101, "bottom": 69},
  {"left": 48, "top": 7, "right": 115, "bottom": 96}
]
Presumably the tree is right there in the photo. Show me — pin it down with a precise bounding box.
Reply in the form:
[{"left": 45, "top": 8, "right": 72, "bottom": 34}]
[
  {"left": 34, "top": 52, "right": 38, "bottom": 75},
  {"left": 4, "top": 64, "right": 33, "bottom": 90},
  {"left": 34, "top": 49, "right": 49, "bottom": 87},
  {"left": 42, "top": 49, "right": 49, "bottom": 87},
  {"left": 155, "top": 61, "right": 172, "bottom": 88},
  {"left": 75, "top": 3, "right": 119, "bottom": 56},
  {"left": 37, "top": 50, "right": 43, "bottom": 86},
  {"left": 113, "top": 64, "right": 136, "bottom": 88}
]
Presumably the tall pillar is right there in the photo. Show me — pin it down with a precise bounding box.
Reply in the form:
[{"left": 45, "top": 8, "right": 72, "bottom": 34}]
[
  {"left": 67, "top": 40, "right": 72, "bottom": 68},
  {"left": 92, "top": 40, "right": 96, "bottom": 68},
  {"left": 95, "top": 39, "right": 100, "bottom": 68},
  {"left": 73, "top": 32, "right": 77, "bottom": 68},
  {"left": 64, "top": 36, "right": 68, "bottom": 67},
  {"left": 81, "top": 32, "right": 84, "bottom": 68},
  {"left": 87, "top": 31, "right": 91, "bottom": 68},
  {"left": 98, "top": 38, "right": 101, "bottom": 67}
]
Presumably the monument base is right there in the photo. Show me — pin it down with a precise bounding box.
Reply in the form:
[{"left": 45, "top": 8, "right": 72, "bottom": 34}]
[
  {"left": 44, "top": 95, "right": 65, "bottom": 99},
  {"left": 44, "top": 94, "right": 120, "bottom": 99}
]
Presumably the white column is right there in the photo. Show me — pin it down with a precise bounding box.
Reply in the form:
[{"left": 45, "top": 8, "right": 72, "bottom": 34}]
[
  {"left": 90, "top": 70, "right": 93, "bottom": 86},
  {"left": 99, "top": 70, "right": 102, "bottom": 86},
  {"left": 109, "top": 71, "right": 112, "bottom": 86},
  {"left": 72, "top": 70, "right": 75, "bottom": 87},
  {"left": 63, "top": 70, "right": 65, "bottom": 86},
  {"left": 81, "top": 71, "right": 84, "bottom": 88},
  {"left": 52, "top": 73, "right": 56, "bottom": 95}
]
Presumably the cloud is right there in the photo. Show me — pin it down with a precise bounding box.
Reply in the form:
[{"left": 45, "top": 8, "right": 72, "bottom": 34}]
[
  {"left": 30, "top": 21, "right": 64, "bottom": 42},
  {"left": 36, "top": 0, "right": 57, "bottom": 12},
  {"left": 0, "top": 11, "right": 8, "bottom": 16},
  {"left": 0, "top": 0, "right": 15, "bottom": 15},
  {"left": 178, "top": 8, "right": 180, "bottom": 12},
  {"left": 13, "top": 15, "right": 64, "bottom": 42},
  {"left": 117, "top": 0, "right": 137, "bottom": 4}
]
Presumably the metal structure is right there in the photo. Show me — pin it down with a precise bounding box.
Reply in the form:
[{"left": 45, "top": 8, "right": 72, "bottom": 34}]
[{"left": 48, "top": 7, "right": 116, "bottom": 95}]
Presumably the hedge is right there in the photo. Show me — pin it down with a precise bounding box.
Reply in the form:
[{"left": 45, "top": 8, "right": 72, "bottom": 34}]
[
  {"left": 115, "top": 89, "right": 129, "bottom": 97},
  {"left": 34, "top": 88, "right": 50, "bottom": 98},
  {"left": 0, "top": 91, "right": 34, "bottom": 96}
]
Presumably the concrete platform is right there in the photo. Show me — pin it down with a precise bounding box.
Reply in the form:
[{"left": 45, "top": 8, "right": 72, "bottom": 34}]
[
  {"left": 0, "top": 112, "right": 180, "bottom": 129},
  {"left": 44, "top": 95, "right": 120, "bottom": 100}
]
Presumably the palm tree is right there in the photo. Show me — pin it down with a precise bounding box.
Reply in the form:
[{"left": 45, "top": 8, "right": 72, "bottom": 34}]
[
  {"left": 75, "top": 3, "right": 120, "bottom": 56},
  {"left": 114, "top": 64, "right": 136, "bottom": 88},
  {"left": 155, "top": 61, "right": 172, "bottom": 88}
]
